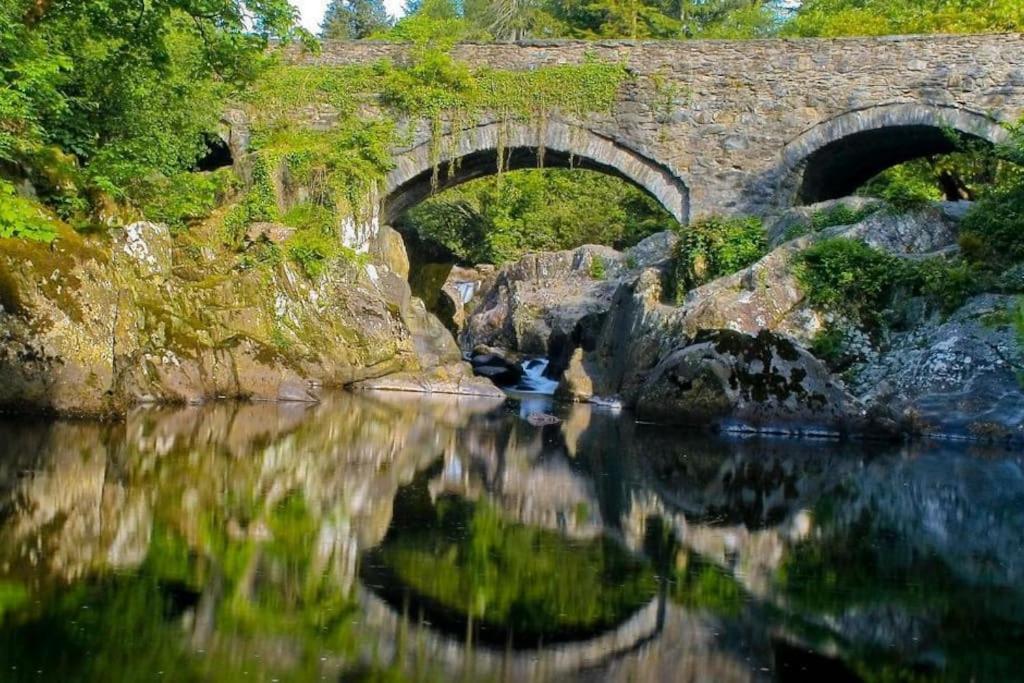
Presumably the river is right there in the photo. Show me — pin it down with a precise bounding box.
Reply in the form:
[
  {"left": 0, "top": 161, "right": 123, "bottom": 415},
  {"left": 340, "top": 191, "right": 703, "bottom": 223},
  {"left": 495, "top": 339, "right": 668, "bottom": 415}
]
[{"left": 0, "top": 391, "right": 1021, "bottom": 682}]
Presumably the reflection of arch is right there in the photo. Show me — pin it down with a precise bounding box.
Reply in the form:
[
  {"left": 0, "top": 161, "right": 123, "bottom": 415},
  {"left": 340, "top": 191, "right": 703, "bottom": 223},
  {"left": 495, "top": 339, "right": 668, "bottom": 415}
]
[
  {"left": 384, "top": 120, "right": 690, "bottom": 224},
  {"left": 358, "top": 585, "right": 663, "bottom": 677},
  {"left": 779, "top": 103, "right": 1010, "bottom": 205}
]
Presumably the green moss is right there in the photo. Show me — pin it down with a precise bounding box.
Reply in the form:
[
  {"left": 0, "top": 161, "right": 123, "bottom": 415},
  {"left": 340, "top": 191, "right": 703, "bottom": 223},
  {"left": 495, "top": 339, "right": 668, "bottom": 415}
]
[{"left": 232, "top": 50, "right": 632, "bottom": 261}]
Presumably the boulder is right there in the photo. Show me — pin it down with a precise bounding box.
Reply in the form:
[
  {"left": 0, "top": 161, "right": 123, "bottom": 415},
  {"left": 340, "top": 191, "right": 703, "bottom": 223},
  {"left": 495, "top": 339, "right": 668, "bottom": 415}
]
[
  {"left": 461, "top": 232, "right": 678, "bottom": 356},
  {"left": 850, "top": 295, "right": 1024, "bottom": 443},
  {"left": 0, "top": 220, "right": 499, "bottom": 417},
  {"left": 352, "top": 362, "right": 506, "bottom": 398},
  {"left": 369, "top": 225, "right": 410, "bottom": 279},
  {"left": 555, "top": 348, "right": 597, "bottom": 402},
  {"left": 635, "top": 330, "right": 874, "bottom": 437},
  {"left": 470, "top": 351, "right": 522, "bottom": 387},
  {"left": 568, "top": 200, "right": 970, "bottom": 405}
]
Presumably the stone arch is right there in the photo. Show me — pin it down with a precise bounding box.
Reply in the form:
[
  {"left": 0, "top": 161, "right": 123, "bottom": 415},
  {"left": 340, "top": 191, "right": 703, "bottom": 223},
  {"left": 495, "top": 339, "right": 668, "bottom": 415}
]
[
  {"left": 779, "top": 103, "right": 1010, "bottom": 205},
  {"left": 384, "top": 120, "right": 690, "bottom": 224}
]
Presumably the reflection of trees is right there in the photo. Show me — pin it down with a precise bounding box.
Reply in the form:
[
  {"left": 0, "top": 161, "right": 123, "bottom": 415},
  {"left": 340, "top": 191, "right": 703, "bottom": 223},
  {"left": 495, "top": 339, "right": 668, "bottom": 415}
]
[
  {"left": 0, "top": 393, "right": 503, "bottom": 681},
  {"left": 0, "top": 394, "right": 1022, "bottom": 682},
  {"left": 368, "top": 489, "right": 656, "bottom": 647}
]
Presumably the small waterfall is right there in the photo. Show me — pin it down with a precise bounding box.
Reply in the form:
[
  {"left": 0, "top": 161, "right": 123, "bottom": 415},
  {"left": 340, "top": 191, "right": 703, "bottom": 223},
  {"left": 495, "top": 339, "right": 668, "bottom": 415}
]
[
  {"left": 514, "top": 358, "right": 560, "bottom": 395},
  {"left": 453, "top": 281, "right": 477, "bottom": 304}
]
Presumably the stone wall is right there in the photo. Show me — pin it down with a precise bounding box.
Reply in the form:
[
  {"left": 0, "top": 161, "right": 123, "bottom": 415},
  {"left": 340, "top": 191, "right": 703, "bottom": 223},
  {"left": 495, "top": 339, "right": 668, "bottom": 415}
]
[{"left": 290, "top": 34, "right": 1024, "bottom": 221}]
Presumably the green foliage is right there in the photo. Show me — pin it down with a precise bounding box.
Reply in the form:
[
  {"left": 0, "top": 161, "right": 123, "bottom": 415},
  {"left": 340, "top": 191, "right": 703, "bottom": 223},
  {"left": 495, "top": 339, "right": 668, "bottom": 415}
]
[
  {"left": 784, "top": 202, "right": 881, "bottom": 243},
  {"left": 287, "top": 230, "right": 343, "bottom": 279},
  {"left": 783, "top": 0, "right": 1024, "bottom": 37},
  {"left": 810, "top": 203, "right": 880, "bottom": 231},
  {"left": 859, "top": 163, "right": 944, "bottom": 210},
  {"left": 403, "top": 169, "right": 675, "bottom": 264},
  {"left": 809, "top": 326, "right": 849, "bottom": 369},
  {"left": 958, "top": 126, "right": 1024, "bottom": 273},
  {"left": 0, "top": 0, "right": 309, "bottom": 228},
  {"left": 907, "top": 257, "right": 980, "bottom": 315},
  {"left": 3, "top": 186, "right": 62, "bottom": 240},
  {"left": 134, "top": 169, "right": 238, "bottom": 231},
  {"left": 589, "top": 255, "right": 607, "bottom": 279},
  {"left": 0, "top": 581, "right": 28, "bottom": 621},
  {"left": 668, "top": 215, "right": 767, "bottom": 301},
  {"left": 322, "top": 0, "right": 393, "bottom": 39},
  {"left": 795, "top": 238, "right": 903, "bottom": 330},
  {"left": 221, "top": 158, "right": 279, "bottom": 247},
  {"left": 0, "top": 180, "right": 57, "bottom": 243}
]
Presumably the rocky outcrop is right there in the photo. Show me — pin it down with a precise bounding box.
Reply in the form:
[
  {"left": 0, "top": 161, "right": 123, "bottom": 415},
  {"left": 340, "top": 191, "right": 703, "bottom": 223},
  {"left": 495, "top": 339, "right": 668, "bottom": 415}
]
[
  {"left": 849, "top": 294, "right": 1024, "bottom": 443},
  {"left": 525, "top": 201, "right": 1023, "bottom": 442},
  {"left": 634, "top": 330, "right": 873, "bottom": 436},
  {"left": 462, "top": 232, "right": 678, "bottom": 357},
  {"left": 0, "top": 221, "right": 498, "bottom": 417}
]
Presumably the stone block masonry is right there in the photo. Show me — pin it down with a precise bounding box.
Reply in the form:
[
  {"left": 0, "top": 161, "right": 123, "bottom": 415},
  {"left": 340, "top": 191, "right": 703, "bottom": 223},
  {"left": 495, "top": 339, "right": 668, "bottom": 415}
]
[{"left": 289, "top": 35, "right": 1024, "bottom": 223}]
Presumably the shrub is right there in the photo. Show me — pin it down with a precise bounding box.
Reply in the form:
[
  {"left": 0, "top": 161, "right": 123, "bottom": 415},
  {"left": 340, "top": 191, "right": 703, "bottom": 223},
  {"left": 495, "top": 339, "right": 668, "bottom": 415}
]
[
  {"left": 958, "top": 184, "right": 1024, "bottom": 271},
  {"left": 286, "top": 230, "right": 340, "bottom": 279},
  {"left": 810, "top": 203, "right": 880, "bottom": 231},
  {"left": 134, "top": 169, "right": 237, "bottom": 231},
  {"left": 669, "top": 215, "right": 767, "bottom": 301},
  {"left": 0, "top": 181, "right": 57, "bottom": 243},
  {"left": 907, "top": 257, "right": 980, "bottom": 315},
  {"left": 795, "top": 238, "right": 903, "bottom": 329},
  {"left": 859, "top": 160, "right": 944, "bottom": 211},
  {"left": 810, "top": 327, "right": 848, "bottom": 369},
  {"left": 588, "top": 255, "right": 607, "bottom": 279}
]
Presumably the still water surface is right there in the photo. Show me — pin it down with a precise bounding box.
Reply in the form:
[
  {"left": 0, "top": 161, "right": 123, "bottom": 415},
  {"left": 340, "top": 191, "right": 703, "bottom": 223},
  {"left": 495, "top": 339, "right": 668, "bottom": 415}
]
[{"left": 0, "top": 391, "right": 1021, "bottom": 682}]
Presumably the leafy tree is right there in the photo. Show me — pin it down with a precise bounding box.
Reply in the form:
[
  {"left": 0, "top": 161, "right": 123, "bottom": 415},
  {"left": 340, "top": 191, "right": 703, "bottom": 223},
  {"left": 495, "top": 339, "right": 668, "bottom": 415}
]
[
  {"left": 464, "top": 0, "right": 561, "bottom": 40},
  {"left": 321, "top": 0, "right": 393, "bottom": 39},
  {"left": 401, "top": 169, "right": 678, "bottom": 264},
  {"left": 782, "top": 0, "right": 1024, "bottom": 37},
  {"left": 0, "top": 0, "right": 306, "bottom": 222}
]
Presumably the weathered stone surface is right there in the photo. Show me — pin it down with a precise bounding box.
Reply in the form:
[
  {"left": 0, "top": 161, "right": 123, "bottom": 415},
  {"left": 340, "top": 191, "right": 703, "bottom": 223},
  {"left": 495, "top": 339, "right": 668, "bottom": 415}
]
[
  {"left": 850, "top": 295, "right": 1024, "bottom": 443},
  {"left": 556, "top": 348, "right": 597, "bottom": 402},
  {"left": 112, "top": 221, "right": 173, "bottom": 279},
  {"left": 635, "top": 330, "right": 872, "bottom": 436},
  {"left": 284, "top": 36, "right": 1024, "bottom": 223},
  {"left": 369, "top": 225, "right": 410, "bottom": 279},
  {"left": 0, "top": 224, "right": 498, "bottom": 417},
  {"left": 462, "top": 233, "right": 679, "bottom": 356},
  {"left": 244, "top": 222, "right": 296, "bottom": 245},
  {"left": 575, "top": 202, "right": 968, "bottom": 405},
  {"left": 352, "top": 362, "right": 506, "bottom": 398}
]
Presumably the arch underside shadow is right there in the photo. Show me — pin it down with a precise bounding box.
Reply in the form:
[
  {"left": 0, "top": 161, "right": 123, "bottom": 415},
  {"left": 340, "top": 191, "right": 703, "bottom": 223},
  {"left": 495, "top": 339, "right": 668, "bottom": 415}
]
[
  {"left": 384, "top": 121, "right": 690, "bottom": 224},
  {"left": 780, "top": 103, "right": 1010, "bottom": 205}
]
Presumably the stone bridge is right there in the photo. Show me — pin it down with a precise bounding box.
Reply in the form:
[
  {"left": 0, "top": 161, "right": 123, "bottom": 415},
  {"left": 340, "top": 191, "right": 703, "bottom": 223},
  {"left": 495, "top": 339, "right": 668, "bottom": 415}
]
[{"left": 298, "top": 34, "right": 1024, "bottom": 225}]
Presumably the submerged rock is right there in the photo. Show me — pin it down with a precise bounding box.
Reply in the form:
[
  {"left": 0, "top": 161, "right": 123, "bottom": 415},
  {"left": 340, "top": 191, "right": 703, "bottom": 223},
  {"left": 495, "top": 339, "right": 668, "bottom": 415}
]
[{"left": 635, "top": 330, "right": 874, "bottom": 436}]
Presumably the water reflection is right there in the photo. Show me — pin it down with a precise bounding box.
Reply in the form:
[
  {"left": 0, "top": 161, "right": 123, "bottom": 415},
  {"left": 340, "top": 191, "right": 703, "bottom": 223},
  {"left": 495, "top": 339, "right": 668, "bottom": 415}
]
[{"left": 0, "top": 392, "right": 1021, "bottom": 681}]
